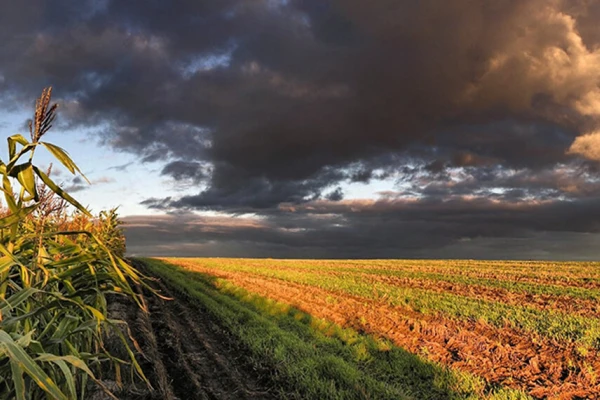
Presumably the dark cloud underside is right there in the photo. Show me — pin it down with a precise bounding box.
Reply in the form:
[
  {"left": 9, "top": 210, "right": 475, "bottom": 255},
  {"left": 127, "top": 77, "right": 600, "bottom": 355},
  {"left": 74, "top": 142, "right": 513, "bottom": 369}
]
[{"left": 2, "top": 0, "right": 600, "bottom": 258}]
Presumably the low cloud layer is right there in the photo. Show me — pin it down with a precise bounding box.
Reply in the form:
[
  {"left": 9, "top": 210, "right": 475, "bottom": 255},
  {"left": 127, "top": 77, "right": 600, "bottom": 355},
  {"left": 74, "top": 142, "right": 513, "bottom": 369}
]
[
  {"left": 123, "top": 198, "right": 600, "bottom": 259},
  {"left": 3, "top": 1, "right": 600, "bottom": 258}
]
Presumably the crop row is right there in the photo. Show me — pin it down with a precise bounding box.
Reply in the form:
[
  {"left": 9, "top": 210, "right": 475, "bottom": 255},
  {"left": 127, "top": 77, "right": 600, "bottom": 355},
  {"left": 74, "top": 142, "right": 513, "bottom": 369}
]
[
  {"left": 213, "top": 269, "right": 600, "bottom": 399},
  {"left": 0, "top": 89, "right": 144, "bottom": 399},
  {"left": 174, "top": 258, "right": 600, "bottom": 290},
  {"left": 162, "top": 258, "right": 600, "bottom": 349},
  {"left": 176, "top": 258, "right": 600, "bottom": 279},
  {"left": 143, "top": 258, "right": 531, "bottom": 399}
]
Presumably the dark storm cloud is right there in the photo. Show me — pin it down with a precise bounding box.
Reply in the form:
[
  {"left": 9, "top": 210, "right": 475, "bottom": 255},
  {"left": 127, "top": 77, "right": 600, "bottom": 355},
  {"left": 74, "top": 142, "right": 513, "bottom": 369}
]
[
  {"left": 3, "top": 0, "right": 600, "bottom": 257},
  {"left": 132, "top": 187, "right": 600, "bottom": 259},
  {"left": 63, "top": 176, "right": 87, "bottom": 193},
  {"left": 325, "top": 187, "right": 344, "bottom": 201},
  {"left": 122, "top": 196, "right": 600, "bottom": 258},
  {"left": 277, "top": 196, "right": 600, "bottom": 235},
  {"left": 161, "top": 160, "right": 207, "bottom": 183}
]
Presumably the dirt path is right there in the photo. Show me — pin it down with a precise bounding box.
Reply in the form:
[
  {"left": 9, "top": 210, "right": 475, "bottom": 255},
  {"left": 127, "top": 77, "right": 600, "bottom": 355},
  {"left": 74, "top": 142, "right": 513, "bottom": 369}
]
[{"left": 105, "top": 262, "right": 278, "bottom": 400}]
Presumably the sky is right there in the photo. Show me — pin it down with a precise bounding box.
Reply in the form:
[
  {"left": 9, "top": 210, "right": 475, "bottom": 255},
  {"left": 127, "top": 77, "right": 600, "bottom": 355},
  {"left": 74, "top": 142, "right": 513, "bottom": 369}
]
[{"left": 1, "top": 0, "right": 600, "bottom": 259}]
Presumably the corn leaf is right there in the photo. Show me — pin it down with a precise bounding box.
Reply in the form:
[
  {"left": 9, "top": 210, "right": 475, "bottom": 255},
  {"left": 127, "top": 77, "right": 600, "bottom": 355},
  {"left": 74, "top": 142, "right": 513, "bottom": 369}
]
[
  {"left": 2, "top": 175, "right": 18, "bottom": 213},
  {"left": 0, "top": 256, "right": 14, "bottom": 275},
  {"left": 33, "top": 166, "right": 91, "bottom": 217},
  {"left": 0, "top": 287, "right": 39, "bottom": 316},
  {"left": 6, "top": 143, "right": 36, "bottom": 173},
  {"left": 36, "top": 355, "right": 77, "bottom": 399},
  {"left": 0, "top": 331, "right": 68, "bottom": 400},
  {"left": 50, "top": 253, "right": 97, "bottom": 269},
  {"left": 41, "top": 142, "right": 90, "bottom": 183},
  {"left": 7, "top": 135, "right": 29, "bottom": 160},
  {"left": 11, "top": 163, "right": 38, "bottom": 201},
  {"left": 10, "top": 358, "right": 26, "bottom": 400}
]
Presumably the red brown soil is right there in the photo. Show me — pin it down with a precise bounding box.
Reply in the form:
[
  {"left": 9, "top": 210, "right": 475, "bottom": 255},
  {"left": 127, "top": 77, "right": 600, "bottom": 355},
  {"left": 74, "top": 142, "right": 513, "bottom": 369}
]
[
  {"left": 181, "top": 265, "right": 600, "bottom": 400},
  {"left": 359, "top": 273, "right": 600, "bottom": 319},
  {"left": 365, "top": 265, "right": 600, "bottom": 291}
]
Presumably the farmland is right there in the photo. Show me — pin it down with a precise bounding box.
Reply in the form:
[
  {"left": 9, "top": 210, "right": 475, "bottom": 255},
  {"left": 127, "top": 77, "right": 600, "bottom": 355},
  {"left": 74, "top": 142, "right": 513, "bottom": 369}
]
[{"left": 140, "top": 257, "right": 600, "bottom": 399}]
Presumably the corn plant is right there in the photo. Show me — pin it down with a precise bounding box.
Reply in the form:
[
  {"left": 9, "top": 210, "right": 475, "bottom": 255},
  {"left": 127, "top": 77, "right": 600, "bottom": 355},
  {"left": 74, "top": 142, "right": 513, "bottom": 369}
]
[
  {"left": 96, "top": 209, "right": 126, "bottom": 258},
  {"left": 0, "top": 88, "right": 147, "bottom": 399}
]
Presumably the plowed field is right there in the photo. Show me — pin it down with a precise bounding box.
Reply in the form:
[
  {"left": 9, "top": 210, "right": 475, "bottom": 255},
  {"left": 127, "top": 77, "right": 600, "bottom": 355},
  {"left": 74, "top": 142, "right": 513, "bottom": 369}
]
[{"left": 156, "top": 258, "right": 600, "bottom": 399}]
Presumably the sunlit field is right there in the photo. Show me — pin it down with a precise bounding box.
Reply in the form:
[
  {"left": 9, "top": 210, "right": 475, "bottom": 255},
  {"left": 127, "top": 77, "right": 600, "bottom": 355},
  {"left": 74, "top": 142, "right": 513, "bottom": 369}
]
[{"left": 148, "top": 258, "right": 600, "bottom": 399}]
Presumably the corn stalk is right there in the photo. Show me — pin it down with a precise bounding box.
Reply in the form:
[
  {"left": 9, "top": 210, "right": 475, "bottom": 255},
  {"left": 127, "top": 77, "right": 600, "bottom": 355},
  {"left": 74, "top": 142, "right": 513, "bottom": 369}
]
[{"left": 0, "top": 88, "right": 148, "bottom": 399}]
